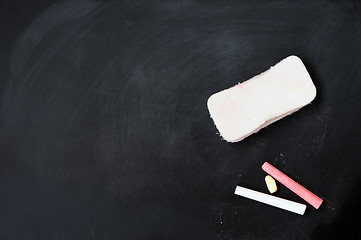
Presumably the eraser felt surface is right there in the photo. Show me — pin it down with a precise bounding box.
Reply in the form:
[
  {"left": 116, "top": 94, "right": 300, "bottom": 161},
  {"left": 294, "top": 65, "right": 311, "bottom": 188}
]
[
  {"left": 262, "top": 162, "right": 323, "bottom": 209},
  {"left": 207, "top": 55, "right": 316, "bottom": 142},
  {"left": 234, "top": 186, "right": 306, "bottom": 215}
]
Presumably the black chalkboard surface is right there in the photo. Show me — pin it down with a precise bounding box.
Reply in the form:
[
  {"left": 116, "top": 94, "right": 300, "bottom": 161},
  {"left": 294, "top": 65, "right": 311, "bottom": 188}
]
[{"left": 0, "top": 0, "right": 361, "bottom": 239}]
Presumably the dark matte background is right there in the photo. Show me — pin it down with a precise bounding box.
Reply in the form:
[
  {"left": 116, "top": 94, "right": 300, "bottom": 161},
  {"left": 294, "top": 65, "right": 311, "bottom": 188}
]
[{"left": 0, "top": 0, "right": 360, "bottom": 239}]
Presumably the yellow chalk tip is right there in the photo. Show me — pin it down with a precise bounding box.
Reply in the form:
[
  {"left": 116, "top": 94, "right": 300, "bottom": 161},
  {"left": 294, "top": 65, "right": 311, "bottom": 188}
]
[{"left": 265, "top": 175, "right": 277, "bottom": 194}]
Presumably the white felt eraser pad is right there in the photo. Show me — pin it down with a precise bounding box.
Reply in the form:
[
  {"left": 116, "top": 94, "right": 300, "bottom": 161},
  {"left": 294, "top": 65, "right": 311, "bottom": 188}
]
[{"left": 207, "top": 55, "right": 316, "bottom": 142}]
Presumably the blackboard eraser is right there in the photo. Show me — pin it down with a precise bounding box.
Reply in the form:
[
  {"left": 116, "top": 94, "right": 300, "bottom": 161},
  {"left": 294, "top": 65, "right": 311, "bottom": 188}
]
[{"left": 207, "top": 55, "right": 316, "bottom": 143}]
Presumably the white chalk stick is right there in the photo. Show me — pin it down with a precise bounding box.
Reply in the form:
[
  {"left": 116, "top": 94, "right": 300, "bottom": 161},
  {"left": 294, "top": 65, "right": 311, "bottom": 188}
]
[{"left": 234, "top": 186, "right": 306, "bottom": 215}]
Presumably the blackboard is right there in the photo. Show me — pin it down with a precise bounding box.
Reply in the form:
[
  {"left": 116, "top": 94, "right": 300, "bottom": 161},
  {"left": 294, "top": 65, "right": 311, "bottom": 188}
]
[{"left": 0, "top": 0, "right": 361, "bottom": 239}]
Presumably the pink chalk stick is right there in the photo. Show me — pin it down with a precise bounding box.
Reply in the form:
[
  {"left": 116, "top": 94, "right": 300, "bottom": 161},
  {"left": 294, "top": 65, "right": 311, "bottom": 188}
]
[{"left": 262, "top": 162, "right": 323, "bottom": 209}]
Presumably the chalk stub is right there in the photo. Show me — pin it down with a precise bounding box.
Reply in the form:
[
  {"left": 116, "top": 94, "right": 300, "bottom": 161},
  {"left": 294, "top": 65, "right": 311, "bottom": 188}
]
[
  {"left": 207, "top": 55, "right": 316, "bottom": 142},
  {"left": 265, "top": 175, "right": 277, "bottom": 194}
]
